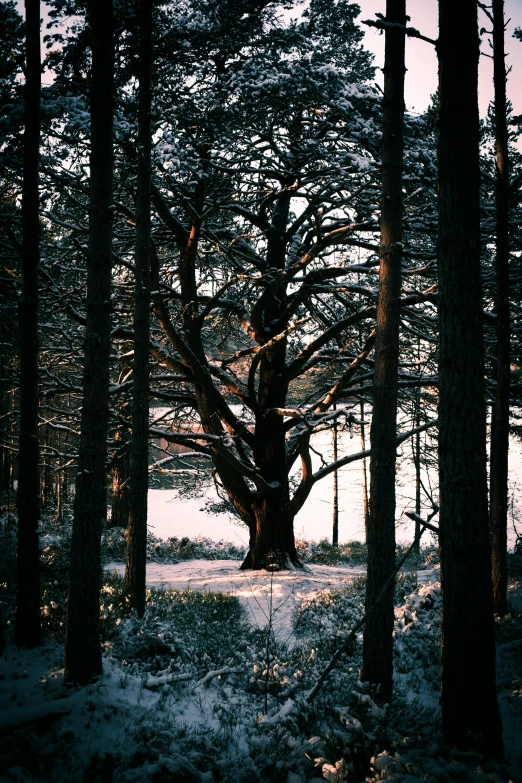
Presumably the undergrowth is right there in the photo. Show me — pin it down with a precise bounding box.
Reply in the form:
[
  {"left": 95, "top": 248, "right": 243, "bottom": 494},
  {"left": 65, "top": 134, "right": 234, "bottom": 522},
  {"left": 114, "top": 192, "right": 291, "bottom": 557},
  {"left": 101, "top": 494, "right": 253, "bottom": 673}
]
[{"left": 1, "top": 518, "right": 521, "bottom": 782}]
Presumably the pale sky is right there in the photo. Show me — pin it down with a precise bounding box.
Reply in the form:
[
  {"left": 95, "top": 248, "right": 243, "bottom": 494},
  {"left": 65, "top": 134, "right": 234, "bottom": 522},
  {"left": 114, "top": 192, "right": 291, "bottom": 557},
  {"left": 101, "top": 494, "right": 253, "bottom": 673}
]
[
  {"left": 18, "top": 0, "right": 522, "bottom": 127},
  {"left": 359, "top": 0, "right": 522, "bottom": 125}
]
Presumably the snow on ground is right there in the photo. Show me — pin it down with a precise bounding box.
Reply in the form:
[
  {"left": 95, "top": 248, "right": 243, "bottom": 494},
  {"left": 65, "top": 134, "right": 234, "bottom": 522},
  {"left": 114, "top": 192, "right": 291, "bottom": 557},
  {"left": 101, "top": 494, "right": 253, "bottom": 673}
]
[
  {"left": 104, "top": 560, "right": 440, "bottom": 644},
  {"left": 2, "top": 557, "right": 521, "bottom": 782}
]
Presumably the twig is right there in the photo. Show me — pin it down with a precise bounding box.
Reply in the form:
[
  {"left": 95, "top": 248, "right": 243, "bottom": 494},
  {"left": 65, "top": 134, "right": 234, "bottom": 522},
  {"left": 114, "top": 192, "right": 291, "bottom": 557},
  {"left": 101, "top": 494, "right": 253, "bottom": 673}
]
[{"left": 404, "top": 510, "right": 440, "bottom": 537}]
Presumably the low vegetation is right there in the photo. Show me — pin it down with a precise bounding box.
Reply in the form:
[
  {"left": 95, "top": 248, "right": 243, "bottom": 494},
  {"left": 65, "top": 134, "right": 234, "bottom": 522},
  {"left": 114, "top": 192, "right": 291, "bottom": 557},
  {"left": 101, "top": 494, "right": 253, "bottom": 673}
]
[{"left": 1, "top": 520, "right": 521, "bottom": 782}]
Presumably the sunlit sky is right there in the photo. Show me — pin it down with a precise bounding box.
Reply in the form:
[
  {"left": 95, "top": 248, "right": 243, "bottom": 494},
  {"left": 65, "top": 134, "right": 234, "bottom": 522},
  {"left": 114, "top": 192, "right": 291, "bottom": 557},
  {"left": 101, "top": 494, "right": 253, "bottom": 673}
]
[
  {"left": 359, "top": 0, "right": 522, "bottom": 132},
  {"left": 17, "top": 0, "right": 522, "bottom": 129}
]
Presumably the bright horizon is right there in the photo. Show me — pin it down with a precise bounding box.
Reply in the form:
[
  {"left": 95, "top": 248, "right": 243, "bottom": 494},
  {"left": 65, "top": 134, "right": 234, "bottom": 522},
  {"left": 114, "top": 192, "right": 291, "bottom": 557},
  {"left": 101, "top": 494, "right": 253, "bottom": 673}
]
[{"left": 359, "top": 0, "right": 522, "bottom": 149}]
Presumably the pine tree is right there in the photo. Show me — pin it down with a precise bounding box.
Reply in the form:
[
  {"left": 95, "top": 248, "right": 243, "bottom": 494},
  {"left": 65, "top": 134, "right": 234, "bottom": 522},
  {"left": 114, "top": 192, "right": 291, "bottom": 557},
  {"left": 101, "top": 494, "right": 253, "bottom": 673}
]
[
  {"left": 362, "top": 0, "right": 406, "bottom": 703},
  {"left": 125, "top": 0, "right": 153, "bottom": 618},
  {"left": 437, "top": 0, "right": 503, "bottom": 758},
  {"left": 65, "top": 0, "right": 114, "bottom": 684},
  {"left": 15, "top": 0, "right": 41, "bottom": 649},
  {"left": 489, "top": 0, "right": 510, "bottom": 617}
]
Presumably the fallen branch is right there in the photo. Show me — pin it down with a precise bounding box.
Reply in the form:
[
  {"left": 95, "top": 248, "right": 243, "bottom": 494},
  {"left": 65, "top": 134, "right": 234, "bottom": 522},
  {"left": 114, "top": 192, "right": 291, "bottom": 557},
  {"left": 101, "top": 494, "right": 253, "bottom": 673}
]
[
  {"left": 144, "top": 672, "right": 193, "bottom": 689},
  {"left": 145, "top": 666, "right": 243, "bottom": 691},
  {"left": 195, "top": 666, "right": 243, "bottom": 688}
]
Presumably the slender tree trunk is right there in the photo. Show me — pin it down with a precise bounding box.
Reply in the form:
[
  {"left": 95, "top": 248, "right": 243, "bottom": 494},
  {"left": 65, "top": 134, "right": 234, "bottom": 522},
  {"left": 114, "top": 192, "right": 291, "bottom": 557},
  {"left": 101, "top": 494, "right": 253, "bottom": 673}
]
[
  {"left": 65, "top": 0, "right": 114, "bottom": 684},
  {"left": 360, "top": 400, "right": 369, "bottom": 540},
  {"left": 111, "top": 429, "right": 130, "bottom": 528},
  {"left": 437, "top": 0, "right": 503, "bottom": 758},
  {"left": 490, "top": 0, "right": 510, "bottom": 617},
  {"left": 362, "top": 0, "right": 405, "bottom": 703},
  {"left": 413, "top": 385, "right": 421, "bottom": 554},
  {"left": 332, "top": 403, "right": 339, "bottom": 547},
  {"left": 15, "top": 0, "right": 41, "bottom": 649},
  {"left": 125, "top": 0, "right": 153, "bottom": 618}
]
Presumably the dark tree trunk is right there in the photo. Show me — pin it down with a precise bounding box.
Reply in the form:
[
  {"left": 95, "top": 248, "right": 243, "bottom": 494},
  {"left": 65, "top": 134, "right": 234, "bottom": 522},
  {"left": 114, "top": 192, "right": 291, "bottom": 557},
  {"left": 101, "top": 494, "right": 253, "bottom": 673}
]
[
  {"left": 239, "top": 191, "right": 303, "bottom": 571},
  {"left": 125, "top": 0, "right": 153, "bottom": 618},
  {"left": 362, "top": 0, "right": 405, "bottom": 703},
  {"left": 360, "top": 400, "right": 369, "bottom": 541},
  {"left": 15, "top": 0, "right": 41, "bottom": 649},
  {"left": 490, "top": 0, "right": 510, "bottom": 617},
  {"left": 413, "top": 375, "right": 421, "bottom": 554},
  {"left": 437, "top": 0, "right": 503, "bottom": 759},
  {"left": 332, "top": 404, "right": 339, "bottom": 547},
  {"left": 111, "top": 429, "right": 130, "bottom": 528},
  {"left": 65, "top": 0, "right": 114, "bottom": 684},
  {"left": 240, "top": 503, "right": 301, "bottom": 571}
]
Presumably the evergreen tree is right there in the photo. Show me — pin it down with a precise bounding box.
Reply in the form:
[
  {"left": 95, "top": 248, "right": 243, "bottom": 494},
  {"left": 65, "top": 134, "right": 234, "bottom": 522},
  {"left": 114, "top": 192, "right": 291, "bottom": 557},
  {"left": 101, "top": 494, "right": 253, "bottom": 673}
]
[
  {"left": 125, "top": 0, "right": 153, "bottom": 618},
  {"left": 437, "top": 0, "right": 503, "bottom": 758},
  {"left": 15, "top": 0, "right": 41, "bottom": 649},
  {"left": 362, "top": 0, "right": 406, "bottom": 703},
  {"left": 65, "top": 0, "right": 114, "bottom": 683},
  {"left": 489, "top": 0, "right": 511, "bottom": 617}
]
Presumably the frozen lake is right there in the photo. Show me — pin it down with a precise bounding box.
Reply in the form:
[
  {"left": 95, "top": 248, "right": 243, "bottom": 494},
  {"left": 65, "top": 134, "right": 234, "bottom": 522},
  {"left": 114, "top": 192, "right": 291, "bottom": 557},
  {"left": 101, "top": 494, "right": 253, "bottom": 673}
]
[{"left": 146, "top": 422, "right": 522, "bottom": 549}]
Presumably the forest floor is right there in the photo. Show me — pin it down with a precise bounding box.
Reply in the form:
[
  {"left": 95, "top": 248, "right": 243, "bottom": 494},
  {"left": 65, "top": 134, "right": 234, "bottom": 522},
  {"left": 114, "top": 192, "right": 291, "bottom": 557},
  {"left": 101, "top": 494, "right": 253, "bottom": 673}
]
[{"left": 1, "top": 527, "right": 522, "bottom": 783}]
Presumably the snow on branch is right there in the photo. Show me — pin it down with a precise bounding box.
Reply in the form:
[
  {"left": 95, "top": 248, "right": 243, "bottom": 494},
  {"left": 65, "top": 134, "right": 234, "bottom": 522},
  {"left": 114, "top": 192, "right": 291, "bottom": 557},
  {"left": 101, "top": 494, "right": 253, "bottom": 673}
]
[{"left": 362, "top": 16, "right": 437, "bottom": 46}]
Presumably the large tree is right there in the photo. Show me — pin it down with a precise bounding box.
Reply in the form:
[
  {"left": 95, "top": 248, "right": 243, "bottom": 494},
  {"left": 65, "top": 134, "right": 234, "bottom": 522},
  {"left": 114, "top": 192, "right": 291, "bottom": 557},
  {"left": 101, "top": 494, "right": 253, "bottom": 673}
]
[
  {"left": 489, "top": 0, "right": 511, "bottom": 617},
  {"left": 142, "top": 0, "right": 439, "bottom": 570},
  {"left": 125, "top": 0, "right": 153, "bottom": 617},
  {"left": 362, "top": 0, "right": 406, "bottom": 703},
  {"left": 28, "top": 0, "right": 440, "bottom": 574},
  {"left": 437, "top": 0, "right": 503, "bottom": 758},
  {"left": 15, "top": 0, "right": 41, "bottom": 649},
  {"left": 65, "top": 0, "right": 114, "bottom": 684}
]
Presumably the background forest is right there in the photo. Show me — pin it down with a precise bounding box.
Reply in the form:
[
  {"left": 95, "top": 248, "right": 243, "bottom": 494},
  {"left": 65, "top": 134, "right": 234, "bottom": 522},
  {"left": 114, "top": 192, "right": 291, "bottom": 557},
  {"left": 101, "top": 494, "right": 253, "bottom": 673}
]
[{"left": 1, "top": 0, "right": 522, "bottom": 781}]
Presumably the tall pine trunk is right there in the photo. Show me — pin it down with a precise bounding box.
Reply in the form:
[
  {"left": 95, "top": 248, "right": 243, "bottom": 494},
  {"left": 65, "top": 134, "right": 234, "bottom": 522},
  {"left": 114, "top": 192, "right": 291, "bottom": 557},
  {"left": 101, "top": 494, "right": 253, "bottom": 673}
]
[
  {"left": 332, "top": 403, "right": 339, "bottom": 547},
  {"left": 65, "top": 0, "right": 114, "bottom": 684},
  {"left": 125, "top": 0, "right": 153, "bottom": 618},
  {"left": 437, "top": 0, "right": 503, "bottom": 758},
  {"left": 360, "top": 400, "right": 369, "bottom": 541},
  {"left": 362, "top": 0, "right": 405, "bottom": 703},
  {"left": 490, "top": 0, "right": 510, "bottom": 617},
  {"left": 15, "top": 0, "right": 41, "bottom": 649}
]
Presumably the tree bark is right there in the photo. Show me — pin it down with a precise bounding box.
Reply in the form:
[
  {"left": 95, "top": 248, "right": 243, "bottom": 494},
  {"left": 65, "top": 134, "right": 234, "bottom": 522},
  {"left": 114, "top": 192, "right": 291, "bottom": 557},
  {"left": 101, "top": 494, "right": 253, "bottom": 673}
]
[
  {"left": 15, "top": 0, "right": 41, "bottom": 649},
  {"left": 490, "top": 0, "right": 510, "bottom": 617},
  {"left": 437, "top": 0, "right": 503, "bottom": 759},
  {"left": 332, "top": 404, "right": 339, "bottom": 547},
  {"left": 125, "top": 0, "right": 153, "bottom": 618},
  {"left": 240, "top": 503, "right": 301, "bottom": 571},
  {"left": 360, "top": 400, "right": 369, "bottom": 541},
  {"left": 65, "top": 0, "right": 114, "bottom": 684},
  {"left": 111, "top": 429, "right": 130, "bottom": 528},
  {"left": 362, "top": 0, "right": 405, "bottom": 703}
]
